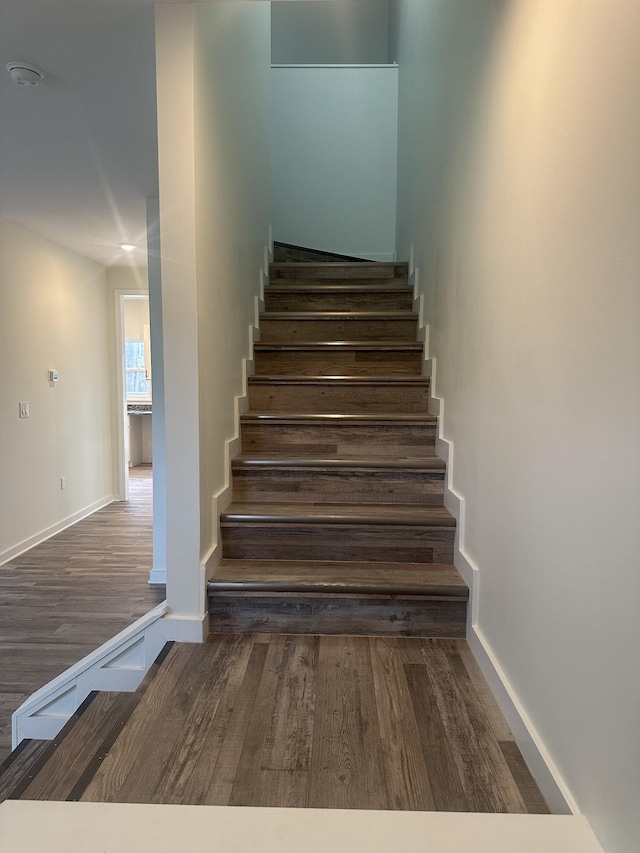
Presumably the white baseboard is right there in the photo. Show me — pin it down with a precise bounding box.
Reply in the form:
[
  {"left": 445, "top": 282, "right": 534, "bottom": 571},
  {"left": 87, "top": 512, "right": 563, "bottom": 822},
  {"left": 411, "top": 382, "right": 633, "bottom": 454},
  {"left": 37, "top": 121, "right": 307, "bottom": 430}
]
[
  {"left": 0, "top": 495, "right": 114, "bottom": 567},
  {"left": 415, "top": 289, "right": 576, "bottom": 817},
  {"left": 148, "top": 568, "right": 167, "bottom": 585},
  {"left": 159, "top": 612, "right": 209, "bottom": 643},
  {"left": 12, "top": 603, "right": 168, "bottom": 748},
  {"left": 200, "top": 243, "right": 268, "bottom": 611},
  {"left": 468, "top": 626, "right": 578, "bottom": 816}
]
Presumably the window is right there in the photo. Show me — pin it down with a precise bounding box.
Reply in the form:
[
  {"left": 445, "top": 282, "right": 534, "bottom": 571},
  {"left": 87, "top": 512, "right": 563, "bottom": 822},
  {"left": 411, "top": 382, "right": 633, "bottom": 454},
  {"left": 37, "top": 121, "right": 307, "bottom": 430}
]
[{"left": 125, "top": 339, "right": 150, "bottom": 399}]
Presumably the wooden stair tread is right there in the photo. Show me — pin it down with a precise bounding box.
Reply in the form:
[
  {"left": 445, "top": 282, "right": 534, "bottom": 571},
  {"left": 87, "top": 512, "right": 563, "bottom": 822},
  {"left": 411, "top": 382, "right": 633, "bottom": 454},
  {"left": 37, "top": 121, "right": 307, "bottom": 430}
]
[
  {"left": 241, "top": 412, "right": 437, "bottom": 424},
  {"left": 0, "top": 740, "right": 51, "bottom": 803},
  {"left": 267, "top": 283, "right": 411, "bottom": 292},
  {"left": 261, "top": 311, "right": 417, "bottom": 319},
  {"left": 232, "top": 454, "right": 446, "bottom": 470},
  {"left": 248, "top": 375, "right": 429, "bottom": 385},
  {"left": 270, "top": 262, "right": 407, "bottom": 273},
  {"left": 221, "top": 502, "right": 455, "bottom": 527},
  {"left": 254, "top": 341, "right": 423, "bottom": 351},
  {"left": 265, "top": 276, "right": 413, "bottom": 295},
  {"left": 210, "top": 559, "right": 467, "bottom": 598}
]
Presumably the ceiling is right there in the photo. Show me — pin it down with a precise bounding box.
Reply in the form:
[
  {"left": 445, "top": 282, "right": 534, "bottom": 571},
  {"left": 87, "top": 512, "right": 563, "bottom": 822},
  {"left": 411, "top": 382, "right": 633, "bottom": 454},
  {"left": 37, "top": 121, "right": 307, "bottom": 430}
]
[{"left": 0, "top": 0, "right": 178, "bottom": 266}]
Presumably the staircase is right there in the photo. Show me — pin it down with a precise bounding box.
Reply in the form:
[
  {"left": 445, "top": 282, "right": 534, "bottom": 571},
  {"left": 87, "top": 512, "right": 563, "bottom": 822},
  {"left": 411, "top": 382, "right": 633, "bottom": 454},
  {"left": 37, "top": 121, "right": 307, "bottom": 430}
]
[{"left": 208, "top": 256, "right": 468, "bottom": 637}]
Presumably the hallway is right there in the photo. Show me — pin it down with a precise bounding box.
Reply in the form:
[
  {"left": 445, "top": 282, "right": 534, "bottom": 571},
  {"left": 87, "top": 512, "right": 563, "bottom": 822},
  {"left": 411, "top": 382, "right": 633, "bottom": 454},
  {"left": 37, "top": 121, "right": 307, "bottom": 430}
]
[{"left": 0, "top": 467, "right": 163, "bottom": 761}]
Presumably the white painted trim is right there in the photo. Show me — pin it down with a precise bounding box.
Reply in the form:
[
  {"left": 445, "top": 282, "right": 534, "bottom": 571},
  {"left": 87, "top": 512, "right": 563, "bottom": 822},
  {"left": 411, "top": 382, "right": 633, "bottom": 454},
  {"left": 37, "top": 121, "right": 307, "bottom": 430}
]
[
  {"left": 12, "top": 603, "right": 168, "bottom": 748},
  {"left": 148, "top": 568, "right": 167, "bottom": 585},
  {"left": 113, "top": 291, "right": 132, "bottom": 502},
  {"left": 416, "top": 291, "right": 576, "bottom": 817},
  {"left": 159, "top": 612, "right": 208, "bottom": 644},
  {"left": 0, "top": 802, "right": 605, "bottom": 853},
  {"left": 199, "top": 241, "right": 269, "bottom": 628},
  {"left": 0, "top": 496, "right": 114, "bottom": 567},
  {"left": 271, "top": 64, "right": 398, "bottom": 70},
  {"left": 468, "top": 626, "right": 579, "bottom": 816}
]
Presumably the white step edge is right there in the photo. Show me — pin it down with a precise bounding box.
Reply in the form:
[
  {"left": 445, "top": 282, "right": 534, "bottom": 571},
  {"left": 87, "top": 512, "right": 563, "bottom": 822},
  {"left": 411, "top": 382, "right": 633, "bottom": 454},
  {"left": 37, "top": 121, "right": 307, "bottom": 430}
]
[{"left": 0, "top": 803, "right": 605, "bottom": 853}]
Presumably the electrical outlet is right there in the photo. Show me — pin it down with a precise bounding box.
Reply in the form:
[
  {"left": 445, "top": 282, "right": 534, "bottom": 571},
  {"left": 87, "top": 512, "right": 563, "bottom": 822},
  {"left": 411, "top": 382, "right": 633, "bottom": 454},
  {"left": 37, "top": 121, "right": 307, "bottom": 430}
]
[
  {"left": 19, "top": 401, "right": 29, "bottom": 418},
  {"left": 60, "top": 477, "right": 66, "bottom": 490}
]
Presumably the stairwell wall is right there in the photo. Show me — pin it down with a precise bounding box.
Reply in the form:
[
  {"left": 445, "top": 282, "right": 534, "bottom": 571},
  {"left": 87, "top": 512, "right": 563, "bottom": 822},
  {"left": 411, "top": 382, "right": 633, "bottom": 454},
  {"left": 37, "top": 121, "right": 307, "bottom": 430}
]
[
  {"left": 390, "top": 2, "right": 640, "bottom": 851},
  {"left": 154, "top": 3, "right": 270, "bottom": 631},
  {"left": 194, "top": 2, "right": 271, "bottom": 566}
]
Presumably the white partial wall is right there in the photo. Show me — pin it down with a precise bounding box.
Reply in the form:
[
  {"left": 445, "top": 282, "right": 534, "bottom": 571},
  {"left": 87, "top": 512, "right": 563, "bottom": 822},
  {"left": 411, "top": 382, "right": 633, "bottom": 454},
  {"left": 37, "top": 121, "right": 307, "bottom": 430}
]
[
  {"left": 0, "top": 219, "right": 114, "bottom": 564},
  {"left": 390, "top": 2, "right": 640, "bottom": 852},
  {"left": 271, "top": 0, "right": 390, "bottom": 65},
  {"left": 194, "top": 2, "right": 270, "bottom": 558},
  {"left": 270, "top": 66, "right": 398, "bottom": 259},
  {"left": 154, "top": 3, "right": 270, "bottom": 637}
]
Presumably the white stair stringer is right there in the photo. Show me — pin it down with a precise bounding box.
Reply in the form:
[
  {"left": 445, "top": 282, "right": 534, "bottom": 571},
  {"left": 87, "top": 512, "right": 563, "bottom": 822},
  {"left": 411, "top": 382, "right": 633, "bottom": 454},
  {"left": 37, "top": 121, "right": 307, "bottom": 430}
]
[{"left": 12, "top": 603, "right": 169, "bottom": 748}]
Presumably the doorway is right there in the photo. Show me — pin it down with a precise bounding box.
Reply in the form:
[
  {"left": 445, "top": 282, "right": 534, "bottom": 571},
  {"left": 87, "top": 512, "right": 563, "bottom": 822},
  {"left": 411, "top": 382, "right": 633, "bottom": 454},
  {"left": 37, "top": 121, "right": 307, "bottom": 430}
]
[{"left": 117, "top": 294, "right": 153, "bottom": 501}]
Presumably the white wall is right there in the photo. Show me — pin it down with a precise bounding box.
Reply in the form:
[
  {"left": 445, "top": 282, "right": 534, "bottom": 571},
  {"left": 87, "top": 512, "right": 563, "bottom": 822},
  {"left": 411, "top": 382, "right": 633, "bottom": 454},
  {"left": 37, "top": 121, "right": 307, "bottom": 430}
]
[
  {"left": 271, "top": 66, "right": 398, "bottom": 260},
  {"left": 194, "top": 1, "right": 270, "bottom": 556},
  {"left": 271, "top": 0, "right": 390, "bottom": 65},
  {"left": 390, "top": 2, "right": 640, "bottom": 852},
  {"left": 154, "top": 3, "right": 270, "bottom": 631},
  {"left": 0, "top": 219, "right": 113, "bottom": 563}
]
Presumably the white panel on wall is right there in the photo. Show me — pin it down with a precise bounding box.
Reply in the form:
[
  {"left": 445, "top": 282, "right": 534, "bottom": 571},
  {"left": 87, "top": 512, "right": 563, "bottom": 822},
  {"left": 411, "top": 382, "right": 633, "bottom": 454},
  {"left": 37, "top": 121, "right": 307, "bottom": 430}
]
[
  {"left": 270, "top": 66, "right": 398, "bottom": 260},
  {"left": 272, "top": 0, "right": 390, "bottom": 65}
]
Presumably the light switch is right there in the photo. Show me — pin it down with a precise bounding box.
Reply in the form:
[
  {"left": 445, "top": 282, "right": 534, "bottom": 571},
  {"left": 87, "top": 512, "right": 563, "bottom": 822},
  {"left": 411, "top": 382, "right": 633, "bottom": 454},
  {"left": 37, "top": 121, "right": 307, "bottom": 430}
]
[{"left": 19, "top": 401, "right": 30, "bottom": 418}]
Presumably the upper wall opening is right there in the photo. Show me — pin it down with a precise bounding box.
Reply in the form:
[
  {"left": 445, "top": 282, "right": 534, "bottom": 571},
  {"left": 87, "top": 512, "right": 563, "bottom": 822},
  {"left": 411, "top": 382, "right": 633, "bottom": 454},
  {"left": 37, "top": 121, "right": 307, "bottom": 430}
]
[{"left": 271, "top": 0, "right": 392, "bottom": 65}]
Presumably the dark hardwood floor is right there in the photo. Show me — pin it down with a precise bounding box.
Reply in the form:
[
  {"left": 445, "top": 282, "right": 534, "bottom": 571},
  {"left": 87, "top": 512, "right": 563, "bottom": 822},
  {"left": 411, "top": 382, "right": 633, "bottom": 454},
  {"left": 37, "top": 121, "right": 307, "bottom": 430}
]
[
  {"left": 2, "top": 635, "right": 548, "bottom": 813},
  {"left": 0, "top": 467, "right": 164, "bottom": 761}
]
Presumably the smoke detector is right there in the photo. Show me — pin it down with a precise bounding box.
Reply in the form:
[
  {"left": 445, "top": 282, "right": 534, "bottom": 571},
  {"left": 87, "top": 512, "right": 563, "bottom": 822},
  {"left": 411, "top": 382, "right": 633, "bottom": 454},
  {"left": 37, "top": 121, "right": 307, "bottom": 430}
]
[{"left": 6, "top": 62, "right": 45, "bottom": 87}]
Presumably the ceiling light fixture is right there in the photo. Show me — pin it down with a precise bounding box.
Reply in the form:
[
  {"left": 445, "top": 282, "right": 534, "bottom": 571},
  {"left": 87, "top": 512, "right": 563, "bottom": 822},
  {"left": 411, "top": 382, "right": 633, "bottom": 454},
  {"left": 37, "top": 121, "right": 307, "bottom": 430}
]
[
  {"left": 120, "top": 243, "right": 136, "bottom": 251},
  {"left": 6, "top": 62, "right": 44, "bottom": 87}
]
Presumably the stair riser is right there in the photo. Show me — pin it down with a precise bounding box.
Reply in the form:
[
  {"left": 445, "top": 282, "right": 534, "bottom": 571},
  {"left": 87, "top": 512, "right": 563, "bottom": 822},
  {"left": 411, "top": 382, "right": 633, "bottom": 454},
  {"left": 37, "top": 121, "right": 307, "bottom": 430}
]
[
  {"left": 209, "top": 592, "right": 466, "bottom": 638},
  {"left": 254, "top": 349, "right": 422, "bottom": 376},
  {"left": 269, "top": 277, "right": 410, "bottom": 289},
  {"left": 264, "top": 291, "right": 413, "bottom": 311},
  {"left": 260, "top": 317, "right": 418, "bottom": 342},
  {"left": 221, "top": 523, "right": 455, "bottom": 564},
  {"left": 248, "top": 383, "right": 430, "bottom": 413},
  {"left": 232, "top": 468, "right": 445, "bottom": 505},
  {"left": 241, "top": 422, "right": 437, "bottom": 457},
  {"left": 270, "top": 263, "right": 407, "bottom": 280}
]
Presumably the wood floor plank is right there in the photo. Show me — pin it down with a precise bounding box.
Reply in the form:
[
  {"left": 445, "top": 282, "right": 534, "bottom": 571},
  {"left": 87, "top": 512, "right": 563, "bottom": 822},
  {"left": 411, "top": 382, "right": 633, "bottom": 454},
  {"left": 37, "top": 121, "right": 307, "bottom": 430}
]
[
  {"left": 80, "top": 643, "right": 196, "bottom": 802},
  {"left": 229, "top": 635, "right": 314, "bottom": 807},
  {"left": 369, "top": 638, "right": 435, "bottom": 811},
  {"left": 204, "top": 642, "right": 268, "bottom": 806},
  {"left": 442, "top": 647, "right": 528, "bottom": 812},
  {"left": 419, "top": 640, "right": 511, "bottom": 812},
  {"left": 150, "top": 635, "right": 255, "bottom": 805},
  {"left": 261, "top": 635, "right": 318, "bottom": 772},
  {"left": 0, "top": 740, "right": 51, "bottom": 803},
  {"left": 112, "top": 642, "right": 233, "bottom": 804},
  {"left": 403, "top": 663, "right": 467, "bottom": 811},
  {"left": 19, "top": 692, "right": 131, "bottom": 801},
  {"left": 499, "top": 741, "right": 550, "bottom": 814},
  {"left": 454, "top": 642, "right": 515, "bottom": 742},
  {"left": 308, "top": 636, "right": 388, "bottom": 810}
]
